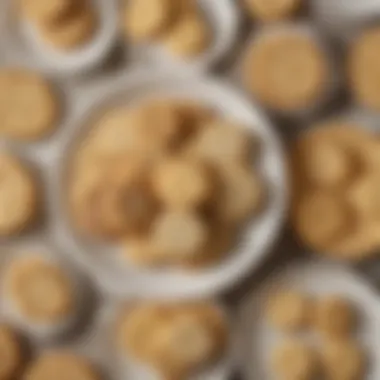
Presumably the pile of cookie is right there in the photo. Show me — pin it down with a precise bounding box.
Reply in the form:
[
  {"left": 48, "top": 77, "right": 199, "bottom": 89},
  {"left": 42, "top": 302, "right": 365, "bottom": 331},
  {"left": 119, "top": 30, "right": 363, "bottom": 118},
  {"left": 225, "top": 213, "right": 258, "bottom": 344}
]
[
  {"left": 267, "top": 290, "right": 366, "bottom": 380},
  {"left": 117, "top": 302, "right": 228, "bottom": 380},
  {"left": 290, "top": 121, "right": 380, "bottom": 260},
  {"left": 243, "top": 0, "right": 301, "bottom": 22},
  {"left": 69, "top": 100, "right": 266, "bottom": 268},
  {"left": 122, "top": 0, "right": 211, "bottom": 59},
  {"left": 19, "top": 0, "right": 97, "bottom": 50}
]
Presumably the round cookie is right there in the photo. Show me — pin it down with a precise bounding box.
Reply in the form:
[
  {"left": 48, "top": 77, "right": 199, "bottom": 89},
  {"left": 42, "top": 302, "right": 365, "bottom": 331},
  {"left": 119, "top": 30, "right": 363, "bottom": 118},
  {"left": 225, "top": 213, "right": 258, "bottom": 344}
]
[
  {"left": 292, "top": 191, "right": 354, "bottom": 253},
  {"left": 321, "top": 340, "right": 366, "bottom": 380},
  {"left": 0, "top": 69, "right": 59, "bottom": 140},
  {"left": 123, "top": 0, "right": 175, "bottom": 42},
  {"left": 0, "top": 325, "right": 22, "bottom": 380},
  {"left": 20, "top": 0, "right": 75, "bottom": 23},
  {"left": 314, "top": 296, "right": 356, "bottom": 339},
  {"left": 0, "top": 153, "right": 37, "bottom": 236},
  {"left": 153, "top": 158, "right": 212, "bottom": 210},
  {"left": 272, "top": 340, "right": 317, "bottom": 380},
  {"left": 150, "top": 211, "right": 208, "bottom": 264},
  {"left": 24, "top": 352, "right": 100, "bottom": 380},
  {"left": 4, "top": 256, "right": 74, "bottom": 323},
  {"left": 244, "top": 31, "right": 328, "bottom": 111},
  {"left": 161, "top": 11, "right": 210, "bottom": 58},
  {"left": 348, "top": 26, "right": 380, "bottom": 111},
  {"left": 244, "top": 0, "right": 301, "bottom": 21},
  {"left": 37, "top": 7, "right": 97, "bottom": 50},
  {"left": 266, "top": 290, "right": 310, "bottom": 331}
]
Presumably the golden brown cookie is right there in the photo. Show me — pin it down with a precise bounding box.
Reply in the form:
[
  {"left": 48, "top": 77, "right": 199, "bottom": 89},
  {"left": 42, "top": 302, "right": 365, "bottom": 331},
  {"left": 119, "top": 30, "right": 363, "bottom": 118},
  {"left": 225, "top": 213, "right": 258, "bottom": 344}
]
[
  {"left": 272, "top": 340, "right": 317, "bottom": 380},
  {"left": 244, "top": 31, "right": 328, "bottom": 111},
  {"left": 153, "top": 158, "right": 212, "bottom": 210},
  {"left": 4, "top": 256, "right": 74, "bottom": 323},
  {"left": 266, "top": 290, "right": 310, "bottom": 331},
  {"left": 0, "top": 69, "right": 59, "bottom": 140},
  {"left": 122, "top": 0, "right": 175, "bottom": 42},
  {"left": 348, "top": 26, "right": 380, "bottom": 110},
  {"left": 24, "top": 352, "right": 100, "bottom": 380},
  {"left": 314, "top": 296, "right": 356, "bottom": 339},
  {"left": 321, "top": 340, "right": 366, "bottom": 380},
  {"left": 0, "top": 325, "right": 22, "bottom": 380},
  {"left": 37, "top": 6, "right": 97, "bottom": 50},
  {"left": 244, "top": 0, "right": 301, "bottom": 21},
  {"left": 20, "top": 0, "right": 76, "bottom": 23},
  {"left": 0, "top": 153, "right": 38, "bottom": 236}
]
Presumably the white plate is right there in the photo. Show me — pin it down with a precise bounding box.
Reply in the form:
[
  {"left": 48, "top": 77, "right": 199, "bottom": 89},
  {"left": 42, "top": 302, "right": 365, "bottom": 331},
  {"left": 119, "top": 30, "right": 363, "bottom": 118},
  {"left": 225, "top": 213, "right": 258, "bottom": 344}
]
[
  {"left": 238, "top": 260, "right": 380, "bottom": 380},
  {"left": 0, "top": 0, "right": 118, "bottom": 75},
  {"left": 48, "top": 68, "right": 287, "bottom": 299},
  {"left": 125, "top": 0, "right": 240, "bottom": 73}
]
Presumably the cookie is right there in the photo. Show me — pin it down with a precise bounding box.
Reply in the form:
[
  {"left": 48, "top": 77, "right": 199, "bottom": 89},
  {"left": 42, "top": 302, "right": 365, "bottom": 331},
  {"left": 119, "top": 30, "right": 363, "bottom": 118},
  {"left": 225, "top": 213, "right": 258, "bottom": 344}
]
[
  {"left": 314, "top": 296, "right": 356, "bottom": 339},
  {"left": 266, "top": 290, "right": 310, "bottom": 331},
  {"left": 244, "top": 0, "right": 301, "bottom": 21},
  {"left": 20, "top": 0, "right": 76, "bottom": 23},
  {"left": 0, "top": 153, "right": 37, "bottom": 236},
  {"left": 153, "top": 158, "right": 212, "bottom": 210},
  {"left": 348, "top": 26, "right": 380, "bottom": 110},
  {"left": 4, "top": 256, "right": 74, "bottom": 323},
  {"left": 244, "top": 31, "right": 328, "bottom": 111},
  {"left": 0, "top": 69, "right": 59, "bottom": 140},
  {"left": 0, "top": 325, "right": 22, "bottom": 380},
  {"left": 37, "top": 6, "right": 96, "bottom": 50},
  {"left": 217, "top": 165, "right": 265, "bottom": 224},
  {"left": 123, "top": 0, "right": 175, "bottom": 42},
  {"left": 162, "top": 11, "right": 210, "bottom": 58},
  {"left": 187, "top": 121, "right": 254, "bottom": 166},
  {"left": 292, "top": 191, "right": 354, "bottom": 252},
  {"left": 24, "top": 352, "right": 100, "bottom": 380},
  {"left": 150, "top": 211, "right": 208, "bottom": 264},
  {"left": 272, "top": 340, "right": 317, "bottom": 380},
  {"left": 321, "top": 340, "right": 366, "bottom": 380}
]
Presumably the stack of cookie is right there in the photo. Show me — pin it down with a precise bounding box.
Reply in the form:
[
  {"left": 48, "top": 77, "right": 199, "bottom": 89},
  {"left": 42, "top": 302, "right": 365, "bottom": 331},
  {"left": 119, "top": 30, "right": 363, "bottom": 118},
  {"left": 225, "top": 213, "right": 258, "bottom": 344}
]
[
  {"left": 20, "top": 0, "right": 97, "bottom": 50},
  {"left": 290, "top": 121, "right": 380, "bottom": 260},
  {"left": 267, "top": 290, "right": 366, "bottom": 380},
  {"left": 69, "top": 100, "right": 266, "bottom": 268},
  {"left": 117, "top": 302, "right": 228, "bottom": 380},
  {"left": 122, "top": 0, "right": 211, "bottom": 59}
]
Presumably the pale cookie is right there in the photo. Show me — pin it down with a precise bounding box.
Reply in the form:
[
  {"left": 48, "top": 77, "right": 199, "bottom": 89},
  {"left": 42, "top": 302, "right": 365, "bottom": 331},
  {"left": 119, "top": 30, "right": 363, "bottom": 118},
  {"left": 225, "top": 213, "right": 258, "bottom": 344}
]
[
  {"left": 162, "top": 11, "right": 210, "bottom": 58},
  {"left": 0, "top": 153, "right": 37, "bottom": 236},
  {"left": 292, "top": 192, "right": 354, "bottom": 253},
  {"left": 314, "top": 296, "right": 356, "bottom": 339},
  {"left": 37, "top": 7, "right": 96, "bottom": 50},
  {"left": 272, "top": 340, "right": 317, "bottom": 380},
  {"left": 24, "top": 352, "right": 100, "bottom": 380},
  {"left": 123, "top": 0, "right": 174, "bottom": 42},
  {"left": 187, "top": 121, "right": 254, "bottom": 166},
  {"left": 266, "top": 290, "right": 310, "bottom": 331},
  {"left": 348, "top": 26, "right": 380, "bottom": 111},
  {"left": 244, "top": 32, "right": 328, "bottom": 111},
  {"left": 217, "top": 165, "right": 265, "bottom": 224},
  {"left": 244, "top": 0, "right": 301, "bottom": 21},
  {"left": 20, "top": 0, "right": 75, "bottom": 23},
  {"left": 0, "top": 325, "right": 22, "bottom": 380},
  {"left": 0, "top": 69, "right": 59, "bottom": 140},
  {"left": 153, "top": 158, "right": 212, "bottom": 210},
  {"left": 150, "top": 211, "right": 208, "bottom": 263},
  {"left": 321, "top": 340, "right": 366, "bottom": 380},
  {"left": 123, "top": 238, "right": 162, "bottom": 267},
  {"left": 4, "top": 256, "right": 74, "bottom": 323}
]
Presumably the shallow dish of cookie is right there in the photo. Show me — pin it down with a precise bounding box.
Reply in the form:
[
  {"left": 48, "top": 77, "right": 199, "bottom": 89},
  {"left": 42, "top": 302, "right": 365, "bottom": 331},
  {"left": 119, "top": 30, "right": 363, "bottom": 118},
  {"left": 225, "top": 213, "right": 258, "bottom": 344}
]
[
  {"left": 50, "top": 69, "right": 287, "bottom": 298},
  {"left": 238, "top": 260, "right": 380, "bottom": 380},
  {"left": 0, "top": 0, "right": 118, "bottom": 74},
  {"left": 121, "top": 0, "right": 239, "bottom": 72},
  {"left": 0, "top": 240, "right": 88, "bottom": 341}
]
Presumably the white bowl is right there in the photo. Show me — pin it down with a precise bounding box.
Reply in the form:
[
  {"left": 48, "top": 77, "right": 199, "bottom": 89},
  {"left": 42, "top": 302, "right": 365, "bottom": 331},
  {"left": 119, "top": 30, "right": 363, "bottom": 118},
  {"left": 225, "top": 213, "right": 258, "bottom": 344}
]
[
  {"left": 50, "top": 69, "right": 287, "bottom": 299},
  {"left": 0, "top": 0, "right": 118, "bottom": 75}
]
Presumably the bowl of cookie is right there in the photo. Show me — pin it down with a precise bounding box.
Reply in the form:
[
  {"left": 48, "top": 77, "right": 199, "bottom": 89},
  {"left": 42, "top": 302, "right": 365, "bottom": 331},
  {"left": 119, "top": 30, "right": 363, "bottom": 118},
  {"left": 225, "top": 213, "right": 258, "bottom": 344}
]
[{"left": 51, "top": 69, "right": 287, "bottom": 298}]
